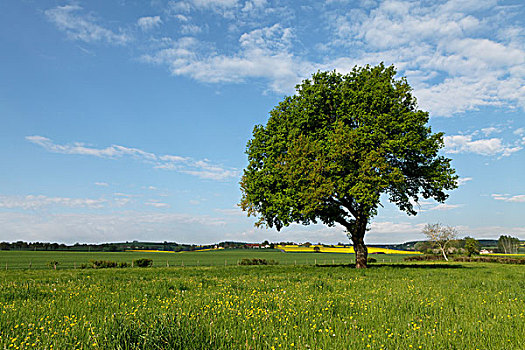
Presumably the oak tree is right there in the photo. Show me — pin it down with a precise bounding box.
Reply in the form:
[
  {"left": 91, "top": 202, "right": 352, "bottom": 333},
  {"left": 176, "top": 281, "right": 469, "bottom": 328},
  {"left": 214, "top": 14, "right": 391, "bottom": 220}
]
[{"left": 240, "top": 64, "right": 457, "bottom": 268}]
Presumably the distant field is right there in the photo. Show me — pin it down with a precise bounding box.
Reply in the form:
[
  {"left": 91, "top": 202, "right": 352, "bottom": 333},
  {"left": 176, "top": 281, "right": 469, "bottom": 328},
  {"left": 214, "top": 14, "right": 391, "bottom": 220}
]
[
  {"left": 0, "top": 249, "right": 413, "bottom": 270},
  {"left": 1, "top": 263, "right": 523, "bottom": 349}
]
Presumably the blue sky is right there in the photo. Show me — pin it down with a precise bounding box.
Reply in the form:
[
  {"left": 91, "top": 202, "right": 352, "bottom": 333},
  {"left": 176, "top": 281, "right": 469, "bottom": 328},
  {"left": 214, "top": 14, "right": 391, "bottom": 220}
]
[{"left": 0, "top": 0, "right": 524, "bottom": 244}]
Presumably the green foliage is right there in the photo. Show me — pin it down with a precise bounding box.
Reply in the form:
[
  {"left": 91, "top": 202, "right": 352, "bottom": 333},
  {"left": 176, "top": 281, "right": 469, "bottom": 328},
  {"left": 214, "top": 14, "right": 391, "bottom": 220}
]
[
  {"left": 239, "top": 258, "right": 278, "bottom": 265},
  {"left": 497, "top": 235, "right": 520, "bottom": 254},
  {"left": 240, "top": 64, "right": 457, "bottom": 268},
  {"left": 90, "top": 260, "right": 118, "bottom": 269},
  {"left": 133, "top": 258, "right": 153, "bottom": 268},
  {"left": 47, "top": 260, "right": 59, "bottom": 269},
  {"left": 414, "top": 241, "right": 433, "bottom": 252},
  {"left": 454, "top": 256, "right": 525, "bottom": 264},
  {"left": 367, "top": 257, "right": 377, "bottom": 263},
  {"left": 464, "top": 237, "right": 481, "bottom": 256}
]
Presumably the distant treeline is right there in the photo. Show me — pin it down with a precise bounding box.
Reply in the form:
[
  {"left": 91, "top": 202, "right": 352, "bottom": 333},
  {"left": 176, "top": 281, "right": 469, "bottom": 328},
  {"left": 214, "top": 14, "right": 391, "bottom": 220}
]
[
  {"left": 0, "top": 240, "right": 271, "bottom": 252},
  {"left": 0, "top": 239, "right": 511, "bottom": 252}
]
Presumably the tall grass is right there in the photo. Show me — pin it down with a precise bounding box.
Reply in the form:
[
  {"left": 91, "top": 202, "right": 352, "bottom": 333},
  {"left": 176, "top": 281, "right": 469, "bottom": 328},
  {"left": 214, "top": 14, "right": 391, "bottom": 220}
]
[{"left": 1, "top": 263, "right": 523, "bottom": 349}]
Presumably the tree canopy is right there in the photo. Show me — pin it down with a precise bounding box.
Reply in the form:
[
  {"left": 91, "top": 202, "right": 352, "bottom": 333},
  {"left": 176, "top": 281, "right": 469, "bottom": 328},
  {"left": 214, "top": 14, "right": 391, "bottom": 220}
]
[{"left": 240, "top": 64, "right": 457, "bottom": 268}]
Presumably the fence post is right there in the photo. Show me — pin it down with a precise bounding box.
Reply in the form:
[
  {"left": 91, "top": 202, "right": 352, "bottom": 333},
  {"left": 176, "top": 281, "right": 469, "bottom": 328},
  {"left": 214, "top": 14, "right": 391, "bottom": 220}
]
[
  {"left": 315, "top": 259, "right": 317, "bottom": 265},
  {"left": 181, "top": 261, "right": 184, "bottom": 267},
  {"left": 294, "top": 260, "right": 296, "bottom": 266},
  {"left": 29, "top": 261, "right": 32, "bottom": 269},
  {"left": 167, "top": 260, "right": 169, "bottom": 268},
  {"left": 5, "top": 262, "right": 7, "bottom": 271}
]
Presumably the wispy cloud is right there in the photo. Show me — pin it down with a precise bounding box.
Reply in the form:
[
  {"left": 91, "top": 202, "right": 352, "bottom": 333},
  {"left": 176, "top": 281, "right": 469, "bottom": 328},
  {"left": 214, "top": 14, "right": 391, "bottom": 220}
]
[
  {"left": 137, "top": 16, "right": 162, "bottom": 31},
  {"left": 444, "top": 133, "right": 522, "bottom": 157},
  {"left": 141, "top": 24, "right": 313, "bottom": 93},
  {"left": 428, "top": 203, "right": 464, "bottom": 211},
  {"left": 94, "top": 182, "right": 109, "bottom": 187},
  {"left": 457, "top": 177, "right": 473, "bottom": 186},
  {"left": 45, "top": 5, "right": 131, "bottom": 45},
  {"left": 0, "top": 211, "right": 227, "bottom": 244},
  {"left": 492, "top": 194, "right": 525, "bottom": 203},
  {"left": 26, "top": 136, "right": 238, "bottom": 181},
  {"left": 0, "top": 195, "right": 107, "bottom": 210},
  {"left": 145, "top": 200, "right": 170, "bottom": 208}
]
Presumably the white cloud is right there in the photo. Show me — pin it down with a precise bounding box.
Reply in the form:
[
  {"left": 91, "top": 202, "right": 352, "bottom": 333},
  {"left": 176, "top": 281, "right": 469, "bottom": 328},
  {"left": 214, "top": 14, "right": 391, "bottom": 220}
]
[
  {"left": 45, "top": 5, "right": 131, "bottom": 45},
  {"left": 141, "top": 24, "right": 314, "bottom": 93},
  {"left": 428, "top": 203, "right": 463, "bottom": 211},
  {"left": 325, "top": 0, "right": 525, "bottom": 116},
  {"left": 492, "top": 194, "right": 525, "bottom": 203},
  {"left": 514, "top": 127, "right": 525, "bottom": 136},
  {"left": 444, "top": 134, "right": 522, "bottom": 157},
  {"left": 45, "top": 1, "right": 525, "bottom": 114},
  {"left": 145, "top": 200, "right": 170, "bottom": 208},
  {"left": 0, "top": 195, "right": 106, "bottom": 210},
  {"left": 0, "top": 211, "right": 226, "bottom": 244},
  {"left": 190, "top": 0, "right": 239, "bottom": 9},
  {"left": 94, "top": 182, "right": 109, "bottom": 187},
  {"left": 480, "top": 127, "right": 501, "bottom": 136},
  {"left": 457, "top": 177, "right": 473, "bottom": 186},
  {"left": 180, "top": 24, "right": 203, "bottom": 34},
  {"left": 137, "top": 16, "right": 162, "bottom": 31},
  {"left": 26, "top": 136, "right": 238, "bottom": 181}
]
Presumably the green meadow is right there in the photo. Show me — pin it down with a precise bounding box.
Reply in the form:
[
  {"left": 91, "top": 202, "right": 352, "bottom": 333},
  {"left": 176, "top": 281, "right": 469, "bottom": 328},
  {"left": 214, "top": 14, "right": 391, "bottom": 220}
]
[
  {"left": 0, "top": 250, "right": 409, "bottom": 270},
  {"left": 0, "top": 254, "right": 524, "bottom": 349}
]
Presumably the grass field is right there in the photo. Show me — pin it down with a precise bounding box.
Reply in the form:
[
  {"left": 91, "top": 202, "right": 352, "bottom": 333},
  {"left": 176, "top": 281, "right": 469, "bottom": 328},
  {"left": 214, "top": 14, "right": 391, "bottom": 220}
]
[
  {"left": 0, "top": 257, "right": 524, "bottom": 349},
  {"left": 0, "top": 250, "right": 411, "bottom": 270}
]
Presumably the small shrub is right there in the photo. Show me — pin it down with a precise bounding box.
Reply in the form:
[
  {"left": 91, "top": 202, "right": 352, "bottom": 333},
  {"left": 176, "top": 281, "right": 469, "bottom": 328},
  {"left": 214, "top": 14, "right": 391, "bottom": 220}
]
[
  {"left": 367, "top": 257, "right": 377, "bottom": 263},
  {"left": 48, "top": 260, "right": 59, "bottom": 270},
  {"left": 133, "top": 258, "right": 153, "bottom": 268},
  {"left": 90, "top": 260, "right": 118, "bottom": 269},
  {"left": 404, "top": 255, "right": 445, "bottom": 262},
  {"left": 118, "top": 262, "right": 130, "bottom": 268},
  {"left": 239, "top": 258, "right": 278, "bottom": 266},
  {"left": 454, "top": 256, "right": 525, "bottom": 264}
]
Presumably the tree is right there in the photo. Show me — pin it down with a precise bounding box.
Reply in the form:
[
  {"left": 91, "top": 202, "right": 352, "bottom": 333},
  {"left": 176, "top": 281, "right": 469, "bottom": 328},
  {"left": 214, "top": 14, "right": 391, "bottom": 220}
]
[
  {"left": 240, "top": 64, "right": 457, "bottom": 268},
  {"left": 464, "top": 237, "right": 480, "bottom": 256},
  {"left": 422, "top": 224, "right": 458, "bottom": 261},
  {"left": 497, "top": 235, "right": 519, "bottom": 254}
]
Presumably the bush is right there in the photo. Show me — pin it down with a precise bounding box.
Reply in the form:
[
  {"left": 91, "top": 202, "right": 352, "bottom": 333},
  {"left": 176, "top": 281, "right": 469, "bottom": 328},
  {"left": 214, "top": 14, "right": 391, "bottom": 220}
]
[
  {"left": 48, "top": 260, "right": 59, "bottom": 270},
  {"left": 90, "top": 260, "right": 118, "bottom": 269},
  {"left": 404, "top": 255, "right": 445, "bottom": 262},
  {"left": 454, "top": 256, "right": 525, "bottom": 264},
  {"left": 118, "top": 262, "right": 130, "bottom": 268},
  {"left": 239, "top": 258, "right": 278, "bottom": 266},
  {"left": 133, "top": 258, "right": 153, "bottom": 268},
  {"left": 367, "top": 257, "right": 377, "bottom": 263}
]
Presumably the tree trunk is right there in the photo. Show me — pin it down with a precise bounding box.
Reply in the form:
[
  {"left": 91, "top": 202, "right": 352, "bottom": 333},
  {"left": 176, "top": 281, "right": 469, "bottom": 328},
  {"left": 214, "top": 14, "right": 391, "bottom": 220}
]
[
  {"left": 441, "top": 247, "right": 448, "bottom": 261},
  {"left": 352, "top": 234, "right": 368, "bottom": 268},
  {"left": 351, "top": 218, "right": 368, "bottom": 268}
]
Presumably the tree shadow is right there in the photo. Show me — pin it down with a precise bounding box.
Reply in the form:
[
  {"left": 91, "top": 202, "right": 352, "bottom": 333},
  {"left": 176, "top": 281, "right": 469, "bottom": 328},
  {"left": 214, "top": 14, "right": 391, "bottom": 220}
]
[{"left": 315, "top": 263, "right": 467, "bottom": 269}]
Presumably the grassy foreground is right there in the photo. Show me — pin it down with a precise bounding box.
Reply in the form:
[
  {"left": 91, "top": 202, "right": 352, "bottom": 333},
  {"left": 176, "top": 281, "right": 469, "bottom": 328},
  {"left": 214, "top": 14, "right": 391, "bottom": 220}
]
[{"left": 1, "top": 263, "right": 524, "bottom": 349}]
